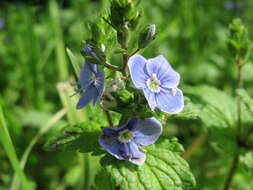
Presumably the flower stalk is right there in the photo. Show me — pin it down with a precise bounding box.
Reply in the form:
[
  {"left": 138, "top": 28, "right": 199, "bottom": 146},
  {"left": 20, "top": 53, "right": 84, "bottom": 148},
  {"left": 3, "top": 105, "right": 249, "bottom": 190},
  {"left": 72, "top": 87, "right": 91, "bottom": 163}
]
[{"left": 223, "top": 59, "right": 243, "bottom": 190}]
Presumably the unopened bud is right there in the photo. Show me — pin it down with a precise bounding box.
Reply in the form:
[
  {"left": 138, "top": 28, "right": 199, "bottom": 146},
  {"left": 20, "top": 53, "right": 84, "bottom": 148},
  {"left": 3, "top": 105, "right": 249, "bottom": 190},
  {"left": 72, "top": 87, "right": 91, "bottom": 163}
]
[
  {"left": 81, "top": 43, "right": 106, "bottom": 64},
  {"left": 138, "top": 24, "right": 156, "bottom": 49}
]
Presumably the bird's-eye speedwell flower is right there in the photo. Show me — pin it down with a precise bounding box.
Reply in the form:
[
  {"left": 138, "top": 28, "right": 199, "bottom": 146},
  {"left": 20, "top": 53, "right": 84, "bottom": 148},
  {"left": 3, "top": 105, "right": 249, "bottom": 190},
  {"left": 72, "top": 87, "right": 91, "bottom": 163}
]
[
  {"left": 99, "top": 117, "right": 162, "bottom": 165},
  {"left": 128, "top": 55, "right": 184, "bottom": 114},
  {"left": 75, "top": 62, "right": 105, "bottom": 109}
]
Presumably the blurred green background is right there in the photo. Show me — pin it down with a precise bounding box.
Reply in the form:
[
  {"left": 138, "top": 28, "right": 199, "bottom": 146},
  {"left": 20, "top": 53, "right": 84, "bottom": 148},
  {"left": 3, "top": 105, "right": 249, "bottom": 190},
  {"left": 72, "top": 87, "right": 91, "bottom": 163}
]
[{"left": 1, "top": 0, "right": 253, "bottom": 189}]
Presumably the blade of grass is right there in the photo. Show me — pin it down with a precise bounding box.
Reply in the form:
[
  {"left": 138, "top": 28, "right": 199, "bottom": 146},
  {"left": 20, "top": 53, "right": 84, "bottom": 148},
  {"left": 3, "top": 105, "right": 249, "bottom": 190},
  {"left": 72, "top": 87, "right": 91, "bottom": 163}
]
[
  {"left": 49, "top": 0, "right": 69, "bottom": 81},
  {"left": 66, "top": 48, "right": 82, "bottom": 78},
  {"left": 56, "top": 82, "right": 87, "bottom": 124},
  {"left": 0, "top": 103, "right": 31, "bottom": 190},
  {"left": 10, "top": 108, "right": 67, "bottom": 190}
]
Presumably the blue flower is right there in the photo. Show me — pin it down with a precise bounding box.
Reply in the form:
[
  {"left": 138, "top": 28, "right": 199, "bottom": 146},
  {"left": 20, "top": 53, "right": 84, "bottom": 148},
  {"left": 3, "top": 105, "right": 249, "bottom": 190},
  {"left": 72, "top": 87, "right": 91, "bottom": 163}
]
[
  {"left": 99, "top": 117, "right": 162, "bottom": 165},
  {"left": 75, "top": 62, "right": 105, "bottom": 109},
  {"left": 128, "top": 55, "right": 184, "bottom": 114}
]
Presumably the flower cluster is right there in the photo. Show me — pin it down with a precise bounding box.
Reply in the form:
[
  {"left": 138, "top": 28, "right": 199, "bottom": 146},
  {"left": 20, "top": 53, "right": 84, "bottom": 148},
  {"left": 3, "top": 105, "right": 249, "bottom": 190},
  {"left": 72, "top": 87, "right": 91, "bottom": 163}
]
[{"left": 74, "top": 46, "right": 184, "bottom": 165}]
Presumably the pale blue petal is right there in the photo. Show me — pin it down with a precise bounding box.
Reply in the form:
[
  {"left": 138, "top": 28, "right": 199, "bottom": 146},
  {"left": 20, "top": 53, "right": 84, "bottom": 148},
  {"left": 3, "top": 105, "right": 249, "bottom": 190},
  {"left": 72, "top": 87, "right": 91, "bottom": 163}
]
[
  {"left": 76, "top": 85, "right": 98, "bottom": 109},
  {"left": 160, "top": 72, "right": 180, "bottom": 89},
  {"left": 128, "top": 55, "right": 149, "bottom": 89},
  {"left": 156, "top": 88, "right": 184, "bottom": 114},
  {"left": 143, "top": 88, "right": 157, "bottom": 110},
  {"left": 146, "top": 55, "right": 180, "bottom": 88},
  {"left": 133, "top": 117, "right": 162, "bottom": 146},
  {"left": 126, "top": 141, "right": 146, "bottom": 159}
]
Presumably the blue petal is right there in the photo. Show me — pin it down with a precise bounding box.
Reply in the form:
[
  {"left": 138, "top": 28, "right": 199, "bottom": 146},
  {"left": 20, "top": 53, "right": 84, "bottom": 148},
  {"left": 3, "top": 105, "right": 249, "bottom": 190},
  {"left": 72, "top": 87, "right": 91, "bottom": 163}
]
[
  {"left": 92, "top": 67, "right": 105, "bottom": 105},
  {"left": 133, "top": 117, "right": 162, "bottom": 146},
  {"left": 78, "top": 62, "right": 93, "bottom": 89},
  {"left": 119, "top": 117, "right": 139, "bottom": 132},
  {"left": 87, "top": 62, "right": 98, "bottom": 73},
  {"left": 146, "top": 55, "right": 180, "bottom": 88},
  {"left": 102, "top": 127, "right": 119, "bottom": 137},
  {"left": 76, "top": 85, "right": 98, "bottom": 109},
  {"left": 128, "top": 55, "right": 149, "bottom": 89},
  {"left": 129, "top": 152, "right": 146, "bottom": 166},
  {"left": 156, "top": 88, "right": 184, "bottom": 114},
  {"left": 143, "top": 88, "right": 157, "bottom": 111},
  {"left": 98, "top": 136, "right": 125, "bottom": 160},
  {"left": 99, "top": 135, "right": 146, "bottom": 161}
]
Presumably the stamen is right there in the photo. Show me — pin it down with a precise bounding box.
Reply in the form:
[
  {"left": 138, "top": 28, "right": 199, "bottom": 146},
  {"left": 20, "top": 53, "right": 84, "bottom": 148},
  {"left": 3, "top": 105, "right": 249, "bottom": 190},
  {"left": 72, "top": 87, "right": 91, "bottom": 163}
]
[
  {"left": 147, "top": 74, "right": 161, "bottom": 93},
  {"left": 170, "top": 88, "right": 177, "bottom": 96}
]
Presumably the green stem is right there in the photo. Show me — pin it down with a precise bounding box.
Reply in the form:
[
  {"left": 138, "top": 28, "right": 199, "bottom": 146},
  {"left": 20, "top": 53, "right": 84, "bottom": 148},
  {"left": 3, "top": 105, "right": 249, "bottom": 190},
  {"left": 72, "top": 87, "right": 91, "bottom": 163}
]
[
  {"left": 130, "top": 48, "right": 141, "bottom": 57},
  {"left": 223, "top": 154, "right": 239, "bottom": 190},
  {"left": 122, "top": 53, "right": 129, "bottom": 77},
  {"left": 223, "top": 58, "right": 243, "bottom": 190},
  {"left": 103, "top": 62, "right": 122, "bottom": 72},
  {"left": 0, "top": 104, "right": 31, "bottom": 190},
  {"left": 236, "top": 59, "right": 243, "bottom": 140}
]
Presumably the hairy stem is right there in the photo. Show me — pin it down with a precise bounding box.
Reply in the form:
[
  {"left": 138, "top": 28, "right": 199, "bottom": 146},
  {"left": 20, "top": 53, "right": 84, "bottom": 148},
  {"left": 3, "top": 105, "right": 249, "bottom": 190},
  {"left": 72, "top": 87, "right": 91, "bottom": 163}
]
[
  {"left": 122, "top": 53, "right": 129, "bottom": 77},
  {"left": 223, "top": 58, "right": 243, "bottom": 190}
]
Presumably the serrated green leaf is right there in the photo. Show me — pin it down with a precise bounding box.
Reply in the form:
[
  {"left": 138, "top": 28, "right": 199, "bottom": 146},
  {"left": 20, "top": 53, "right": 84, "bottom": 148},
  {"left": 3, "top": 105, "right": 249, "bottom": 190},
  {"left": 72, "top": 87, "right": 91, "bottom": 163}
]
[
  {"left": 98, "top": 138, "right": 196, "bottom": 190},
  {"left": 183, "top": 85, "right": 236, "bottom": 128},
  {"left": 44, "top": 122, "right": 102, "bottom": 155}
]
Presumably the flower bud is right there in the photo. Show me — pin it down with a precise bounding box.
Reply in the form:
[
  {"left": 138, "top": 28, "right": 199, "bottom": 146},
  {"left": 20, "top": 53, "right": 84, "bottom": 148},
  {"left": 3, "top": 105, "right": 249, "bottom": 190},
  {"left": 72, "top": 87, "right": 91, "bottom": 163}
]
[
  {"left": 117, "top": 24, "right": 130, "bottom": 46},
  {"left": 128, "top": 12, "right": 142, "bottom": 30},
  {"left": 81, "top": 43, "right": 106, "bottom": 64},
  {"left": 228, "top": 18, "right": 250, "bottom": 59},
  {"left": 138, "top": 24, "right": 156, "bottom": 49}
]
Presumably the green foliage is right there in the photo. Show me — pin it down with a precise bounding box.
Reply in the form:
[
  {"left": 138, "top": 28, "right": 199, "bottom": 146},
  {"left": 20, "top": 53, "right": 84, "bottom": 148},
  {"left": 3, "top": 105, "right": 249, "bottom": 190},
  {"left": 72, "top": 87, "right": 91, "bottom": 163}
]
[
  {"left": 1, "top": 0, "right": 253, "bottom": 189},
  {"left": 97, "top": 138, "right": 196, "bottom": 190},
  {"left": 237, "top": 88, "right": 253, "bottom": 116}
]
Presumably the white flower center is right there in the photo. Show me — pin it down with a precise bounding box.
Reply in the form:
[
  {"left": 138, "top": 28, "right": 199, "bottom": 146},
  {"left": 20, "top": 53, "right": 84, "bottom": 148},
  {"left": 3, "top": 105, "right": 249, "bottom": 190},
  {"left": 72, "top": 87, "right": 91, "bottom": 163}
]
[
  {"left": 118, "top": 129, "right": 134, "bottom": 143},
  {"left": 147, "top": 74, "right": 161, "bottom": 93},
  {"left": 91, "top": 73, "right": 96, "bottom": 84}
]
